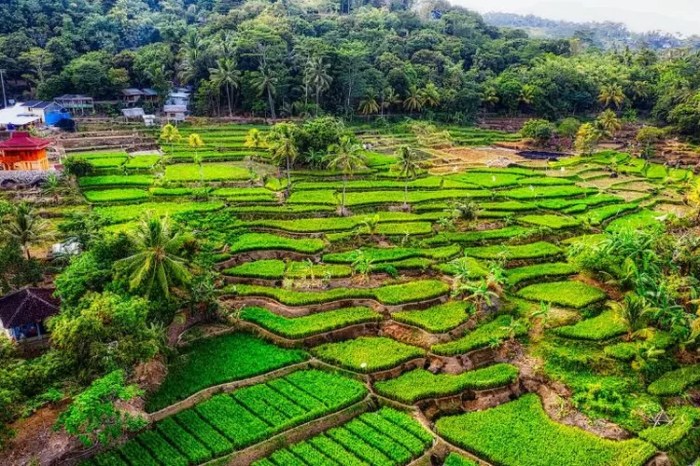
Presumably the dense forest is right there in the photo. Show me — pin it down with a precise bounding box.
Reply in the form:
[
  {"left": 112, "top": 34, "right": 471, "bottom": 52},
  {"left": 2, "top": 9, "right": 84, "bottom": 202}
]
[
  {"left": 3, "top": 0, "right": 700, "bottom": 136},
  {"left": 483, "top": 13, "right": 700, "bottom": 51}
]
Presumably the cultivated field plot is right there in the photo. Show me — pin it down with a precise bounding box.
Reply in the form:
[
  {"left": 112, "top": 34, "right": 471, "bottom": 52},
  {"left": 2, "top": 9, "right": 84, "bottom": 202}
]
[{"left": 72, "top": 124, "right": 700, "bottom": 466}]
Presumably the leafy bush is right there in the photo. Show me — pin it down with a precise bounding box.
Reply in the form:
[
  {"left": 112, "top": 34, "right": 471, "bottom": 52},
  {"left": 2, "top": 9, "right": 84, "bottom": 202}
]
[
  {"left": 393, "top": 301, "right": 473, "bottom": 333},
  {"left": 145, "top": 332, "right": 308, "bottom": 412},
  {"left": 313, "top": 337, "right": 425, "bottom": 372},
  {"left": 521, "top": 119, "right": 555, "bottom": 145},
  {"left": 554, "top": 310, "right": 628, "bottom": 340},
  {"left": 435, "top": 393, "right": 655, "bottom": 466},
  {"left": 239, "top": 306, "right": 382, "bottom": 338},
  {"left": 444, "top": 453, "right": 479, "bottom": 466},
  {"left": 374, "top": 364, "right": 519, "bottom": 403},
  {"left": 517, "top": 281, "right": 607, "bottom": 308}
]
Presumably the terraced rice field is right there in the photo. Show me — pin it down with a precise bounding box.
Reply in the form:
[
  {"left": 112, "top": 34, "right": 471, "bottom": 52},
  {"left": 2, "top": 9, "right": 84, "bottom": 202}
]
[{"left": 72, "top": 124, "right": 699, "bottom": 466}]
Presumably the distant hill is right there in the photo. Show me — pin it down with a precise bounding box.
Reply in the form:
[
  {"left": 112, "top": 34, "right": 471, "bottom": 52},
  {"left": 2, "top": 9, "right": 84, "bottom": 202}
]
[{"left": 482, "top": 12, "right": 700, "bottom": 50}]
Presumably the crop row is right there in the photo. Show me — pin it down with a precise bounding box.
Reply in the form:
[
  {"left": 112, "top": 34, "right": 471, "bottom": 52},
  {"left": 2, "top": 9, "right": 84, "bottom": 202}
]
[
  {"left": 239, "top": 306, "right": 382, "bottom": 339},
  {"left": 252, "top": 408, "right": 433, "bottom": 466},
  {"left": 224, "top": 259, "right": 352, "bottom": 279},
  {"left": 232, "top": 280, "right": 450, "bottom": 306},
  {"left": 374, "top": 363, "right": 519, "bottom": 403},
  {"left": 90, "top": 370, "right": 367, "bottom": 466},
  {"left": 312, "top": 336, "right": 425, "bottom": 373}
]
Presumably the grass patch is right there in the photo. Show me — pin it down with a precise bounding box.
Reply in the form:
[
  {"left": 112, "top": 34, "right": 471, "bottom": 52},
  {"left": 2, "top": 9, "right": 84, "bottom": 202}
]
[
  {"left": 83, "top": 189, "right": 149, "bottom": 203},
  {"left": 239, "top": 306, "right": 381, "bottom": 339},
  {"left": 228, "top": 233, "right": 325, "bottom": 254},
  {"left": 431, "top": 315, "right": 527, "bottom": 356},
  {"left": 518, "top": 214, "right": 581, "bottom": 229},
  {"left": 224, "top": 259, "right": 351, "bottom": 279},
  {"left": 79, "top": 174, "right": 154, "bottom": 188},
  {"left": 164, "top": 163, "right": 250, "bottom": 182},
  {"left": 464, "top": 241, "right": 562, "bottom": 260},
  {"left": 393, "top": 301, "right": 473, "bottom": 333},
  {"left": 648, "top": 364, "right": 700, "bottom": 396},
  {"left": 554, "top": 310, "right": 628, "bottom": 340},
  {"left": 312, "top": 337, "right": 425, "bottom": 372},
  {"left": 145, "top": 332, "right": 308, "bottom": 412},
  {"left": 435, "top": 393, "right": 655, "bottom": 466},
  {"left": 374, "top": 363, "right": 519, "bottom": 403},
  {"left": 517, "top": 281, "right": 607, "bottom": 308},
  {"left": 506, "top": 262, "right": 579, "bottom": 287}
]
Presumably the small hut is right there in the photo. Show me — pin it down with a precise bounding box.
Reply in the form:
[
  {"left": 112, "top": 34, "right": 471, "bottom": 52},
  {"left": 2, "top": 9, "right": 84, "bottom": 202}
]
[
  {"left": 0, "top": 132, "right": 52, "bottom": 171},
  {"left": 0, "top": 288, "right": 60, "bottom": 342}
]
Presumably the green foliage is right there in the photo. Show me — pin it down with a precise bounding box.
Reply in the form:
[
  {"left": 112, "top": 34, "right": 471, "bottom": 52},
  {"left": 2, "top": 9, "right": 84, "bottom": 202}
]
[
  {"left": 648, "top": 365, "right": 700, "bottom": 396},
  {"left": 164, "top": 163, "right": 251, "bottom": 182},
  {"left": 251, "top": 408, "right": 431, "bottom": 466},
  {"left": 374, "top": 364, "right": 519, "bottom": 403},
  {"left": 55, "top": 370, "right": 146, "bottom": 447},
  {"left": 146, "top": 333, "right": 307, "bottom": 412},
  {"left": 521, "top": 119, "right": 555, "bottom": 145},
  {"left": 464, "top": 241, "right": 562, "bottom": 260},
  {"left": 435, "top": 393, "right": 655, "bottom": 466},
  {"left": 234, "top": 280, "right": 450, "bottom": 306},
  {"left": 229, "top": 233, "right": 325, "bottom": 254},
  {"left": 555, "top": 310, "right": 629, "bottom": 340},
  {"left": 518, "top": 214, "right": 581, "bottom": 229},
  {"left": 393, "top": 301, "right": 473, "bottom": 333},
  {"left": 506, "top": 262, "right": 579, "bottom": 287},
  {"left": 517, "top": 281, "right": 607, "bottom": 308},
  {"left": 312, "top": 337, "right": 425, "bottom": 372},
  {"left": 49, "top": 292, "right": 162, "bottom": 380},
  {"left": 239, "top": 306, "right": 382, "bottom": 339},
  {"left": 432, "top": 315, "right": 527, "bottom": 356},
  {"left": 83, "top": 189, "right": 149, "bottom": 203}
]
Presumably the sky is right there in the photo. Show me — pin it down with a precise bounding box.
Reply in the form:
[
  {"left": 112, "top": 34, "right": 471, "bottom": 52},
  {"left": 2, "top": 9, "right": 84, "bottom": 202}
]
[{"left": 450, "top": 0, "right": 700, "bottom": 36}]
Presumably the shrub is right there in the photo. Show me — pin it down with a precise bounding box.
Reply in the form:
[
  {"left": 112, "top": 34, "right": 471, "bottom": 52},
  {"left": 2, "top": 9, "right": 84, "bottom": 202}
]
[
  {"left": 312, "top": 337, "right": 425, "bottom": 372},
  {"left": 239, "top": 306, "right": 381, "bottom": 339},
  {"left": 374, "top": 364, "right": 519, "bottom": 403},
  {"left": 521, "top": 119, "right": 555, "bottom": 146},
  {"left": 517, "top": 281, "right": 606, "bottom": 308},
  {"left": 435, "top": 393, "right": 655, "bottom": 466},
  {"left": 444, "top": 453, "right": 479, "bottom": 466}
]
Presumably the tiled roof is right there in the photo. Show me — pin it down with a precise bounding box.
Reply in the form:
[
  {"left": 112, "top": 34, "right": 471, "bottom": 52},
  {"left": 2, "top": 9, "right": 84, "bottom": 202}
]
[
  {"left": 0, "top": 288, "right": 60, "bottom": 328},
  {"left": 0, "top": 132, "right": 52, "bottom": 150}
]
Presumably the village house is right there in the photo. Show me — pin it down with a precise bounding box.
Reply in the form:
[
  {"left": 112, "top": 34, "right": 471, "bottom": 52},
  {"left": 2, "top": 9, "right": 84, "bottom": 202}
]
[
  {"left": 0, "top": 131, "right": 52, "bottom": 171},
  {"left": 0, "top": 288, "right": 60, "bottom": 342},
  {"left": 54, "top": 94, "right": 94, "bottom": 114}
]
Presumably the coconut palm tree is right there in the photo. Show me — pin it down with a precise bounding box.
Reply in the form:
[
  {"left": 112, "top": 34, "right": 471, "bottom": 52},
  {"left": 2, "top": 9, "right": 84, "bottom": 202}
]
[
  {"left": 188, "top": 133, "right": 205, "bottom": 185},
  {"left": 305, "top": 56, "right": 332, "bottom": 114},
  {"left": 420, "top": 82, "right": 440, "bottom": 109},
  {"left": 3, "top": 202, "right": 52, "bottom": 260},
  {"left": 358, "top": 95, "right": 379, "bottom": 118},
  {"left": 160, "top": 123, "right": 181, "bottom": 156},
  {"left": 598, "top": 83, "right": 625, "bottom": 109},
  {"left": 267, "top": 123, "right": 299, "bottom": 191},
  {"left": 395, "top": 145, "right": 419, "bottom": 210},
  {"left": 403, "top": 86, "right": 424, "bottom": 114},
  {"left": 251, "top": 66, "right": 278, "bottom": 119},
  {"left": 42, "top": 172, "right": 62, "bottom": 204},
  {"left": 326, "top": 136, "right": 367, "bottom": 216},
  {"left": 381, "top": 87, "right": 400, "bottom": 116},
  {"left": 116, "top": 214, "right": 191, "bottom": 299},
  {"left": 208, "top": 58, "right": 240, "bottom": 117},
  {"left": 597, "top": 109, "right": 622, "bottom": 138}
]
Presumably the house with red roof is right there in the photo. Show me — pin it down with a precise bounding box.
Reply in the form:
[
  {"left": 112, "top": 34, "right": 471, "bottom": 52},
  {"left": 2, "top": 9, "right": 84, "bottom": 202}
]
[{"left": 0, "top": 131, "right": 52, "bottom": 171}]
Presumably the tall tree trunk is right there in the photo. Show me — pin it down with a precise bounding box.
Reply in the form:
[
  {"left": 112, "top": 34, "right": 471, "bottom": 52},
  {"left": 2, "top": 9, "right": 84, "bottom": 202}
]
[
  {"left": 404, "top": 181, "right": 409, "bottom": 209},
  {"left": 286, "top": 154, "right": 291, "bottom": 193},
  {"left": 226, "top": 85, "right": 233, "bottom": 117},
  {"left": 267, "top": 87, "right": 276, "bottom": 119},
  {"left": 25, "top": 246, "right": 31, "bottom": 261},
  {"left": 316, "top": 88, "right": 320, "bottom": 116},
  {"left": 341, "top": 174, "right": 347, "bottom": 216}
]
